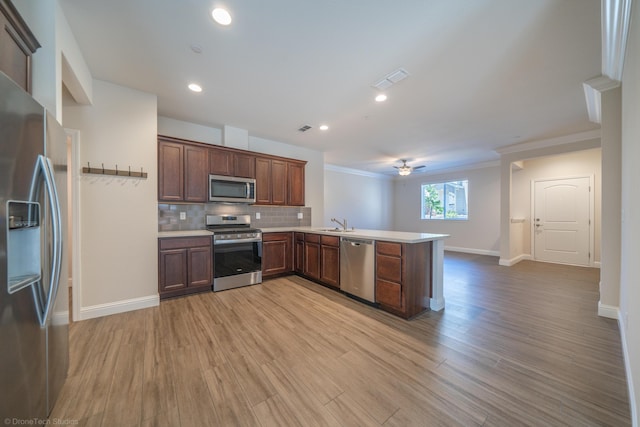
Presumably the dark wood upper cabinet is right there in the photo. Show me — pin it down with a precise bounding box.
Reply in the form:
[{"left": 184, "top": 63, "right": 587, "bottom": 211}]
[
  {"left": 184, "top": 144, "right": 207, "bottom": 202},
  {"left": 209, "top": 147, "right": 234, "bottom": 176},
  {"left": 158, "top": 140, "right": 184, "bottom": 201},
  {"left": 271, "top": 160, "right": 287, "bottom": 205},
  {"left": 158, "top": 135, "right": 306, "bottom": 206},
  {"left": 255, "top": 157, "right": 272, "bottom": 204},
  {"left": 287, "top": 161, "right": 305, "bottom": 206},
  {"left": 255, "top": 156, "right": 306, "bottom": 206},
  {"left": 0, "top": 0, "right": 40, "bottom": 93},
  {"left": 233, "top": 152, "right": 255, "bottom": 178}
]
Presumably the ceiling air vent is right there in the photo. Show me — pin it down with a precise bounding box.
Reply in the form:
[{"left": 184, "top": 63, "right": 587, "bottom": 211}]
[
  {"left": 372, "top": 68, "right": 410, "bottom": 90},
  {"left": 298, "top": 125, "right": 312, "bottom": 132}
]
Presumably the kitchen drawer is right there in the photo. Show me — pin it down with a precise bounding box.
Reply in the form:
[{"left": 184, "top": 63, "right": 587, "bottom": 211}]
[
  {"left": 295, "top": 232, "right": 305, "bottom": 241},
  {"left": 263, "top": 232, "right": 292, "bottom": 242},
  {"left": 305, "top": 233, "right": 320, "bottom": 243},
  {"left": 376, "top": 254, "right": 402, "bottom": 283},
  {"left": 376, "top": 241, "right": 402, "bottom": 257},
  {"left": 159, "top": 236, "right": 211, "bottom": 250},
  {"left": 320, "top": 235, "right": 340, "bottom": 247},
  {"left": 376, "top": 279, "right": 403, "bottom": 309}
]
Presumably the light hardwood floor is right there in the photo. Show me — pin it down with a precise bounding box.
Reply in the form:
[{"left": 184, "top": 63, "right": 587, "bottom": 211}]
[{"left": 51, "top": 253, "right": 631, "bottom": 426}]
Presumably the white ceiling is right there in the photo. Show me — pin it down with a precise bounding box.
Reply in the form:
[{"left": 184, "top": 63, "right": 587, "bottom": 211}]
[{"left": 59, "top": 0, "right": 601, "bottom": 175}]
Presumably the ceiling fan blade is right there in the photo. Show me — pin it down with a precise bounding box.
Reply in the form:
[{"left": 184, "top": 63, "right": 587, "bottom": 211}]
[
  {"left": 413, "top": 165, "right": 426, "bottom": 170},
  {"left": 392, "top": 166, "right": 400, "bottom": 169}
]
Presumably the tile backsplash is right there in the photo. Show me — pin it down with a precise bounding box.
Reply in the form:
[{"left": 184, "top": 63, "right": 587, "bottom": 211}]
[{"left": 158, "top": 203, "right": 312, "bottom": 231}]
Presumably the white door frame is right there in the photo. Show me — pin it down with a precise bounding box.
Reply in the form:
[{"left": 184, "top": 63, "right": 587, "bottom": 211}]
[
  {"left": 530, "top": 175, "right": 595, "bottom": 267},
  {"left": 65, "top": 128, "right": 82, "bottom": 322}
]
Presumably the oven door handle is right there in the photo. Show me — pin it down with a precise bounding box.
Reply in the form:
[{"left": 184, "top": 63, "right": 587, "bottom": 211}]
[{"left": 214, "top": 237, "right": 262, "bottom": 245}]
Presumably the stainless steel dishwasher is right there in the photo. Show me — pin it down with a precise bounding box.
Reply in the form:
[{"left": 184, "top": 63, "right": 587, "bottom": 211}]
[{"left": 340, "top": 237, "right": 375, "bottom": 303}]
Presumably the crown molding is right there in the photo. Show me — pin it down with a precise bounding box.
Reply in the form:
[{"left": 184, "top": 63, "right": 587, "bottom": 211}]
[
  {"left": 495, "top": 129, "right": 601, "bottom": 155},
  {"left": 602, "top": 0, "right": 633, "bottom": 81},
  {"left": 583, "top": 75, "right": 621, "bottom": 123},
  {"left": 581, "top": 0, "right": 631, "bottom": 124}
]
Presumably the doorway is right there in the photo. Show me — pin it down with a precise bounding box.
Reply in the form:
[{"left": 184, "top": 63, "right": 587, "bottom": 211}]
[{"left": 532, "top": 176, "right": 593, "bottom": 266}]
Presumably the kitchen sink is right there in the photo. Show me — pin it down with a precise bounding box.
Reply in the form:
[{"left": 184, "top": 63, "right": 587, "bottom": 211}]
[{"left": 316, "top": 228, "right": 355, "bottom": 233}]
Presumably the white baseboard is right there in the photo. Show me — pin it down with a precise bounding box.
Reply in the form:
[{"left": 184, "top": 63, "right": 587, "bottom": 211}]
[
  {"left": 430, "top": 297, "right": 445, "bottom": 311},
  {"left": 498, "top": 254, "right": 533, "bottom": 266},
  {"left": 445, "top": 246, "right": 500, "bottom": 257},
  {"left": 52, "top": 311, "right": 69, "bottom": 326},
  {"left": 597, "top": 301, "right": 619, "bottom": 319},
  {"left": 618, "top": 313, "right": 638, "bottom": 427},
  {"left": 78, "top": 294, "right": 159, "bottom": 321}
]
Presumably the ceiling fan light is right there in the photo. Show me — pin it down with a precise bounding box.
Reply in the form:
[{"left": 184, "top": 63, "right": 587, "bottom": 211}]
[{"left": 398, "top": 167, "right": 411, "bottom": 176}]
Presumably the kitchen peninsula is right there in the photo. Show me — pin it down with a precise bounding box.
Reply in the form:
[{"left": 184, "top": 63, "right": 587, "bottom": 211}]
[{"left": 262, "top": 227, "right": 448, "bottom": 319}]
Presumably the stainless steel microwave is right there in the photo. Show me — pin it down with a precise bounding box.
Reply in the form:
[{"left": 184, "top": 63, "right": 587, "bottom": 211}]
[{"left": 209, "top": 174, "right": 256, "bottom": 203}]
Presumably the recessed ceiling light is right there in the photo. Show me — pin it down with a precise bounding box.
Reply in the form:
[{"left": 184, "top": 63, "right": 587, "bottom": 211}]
[
  {"left": 188, "top": 83, "right": 202, "bottom": 92},
  {"left": 212, "top": 8, "right": 232, "bottom": 25},
  {"left": 190, "top": 44, "right": 203, "bottom": 54},
  {"left": 375, "top": 94, "right": 387, "bottom": 102},
  {"left": 319, "top": 124, "right": 329, "bottom": 131}
]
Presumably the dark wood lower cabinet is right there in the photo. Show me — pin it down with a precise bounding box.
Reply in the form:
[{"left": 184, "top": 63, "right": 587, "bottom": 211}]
[
  {"left": 262, "top": 232, "right": 293, "bottom": 278},
  {"left": 319, "top": 235, "right": 340, "bottom": 288},
  {"left": 303, "top": 234, "right": 321, "bottom": 280},
  {"left": 158, "top": 236, "right": 212, "bottom": 299},
  {"left": 260, "top": 232, "right": 432, "bottom": 320},
  {"left": 294, "top": 233, "right": 304, "bottom": 273},
  {"left": 375, "top": 240, "right": 432, "bottom": 319},
  {"left": 288, "top": 233, "right": 340, "bottom": 289}
]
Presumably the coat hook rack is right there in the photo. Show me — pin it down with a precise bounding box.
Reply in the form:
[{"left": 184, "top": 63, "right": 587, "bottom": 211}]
[{"left": 82, "top": 162, "right": 148, "bottom": 178}]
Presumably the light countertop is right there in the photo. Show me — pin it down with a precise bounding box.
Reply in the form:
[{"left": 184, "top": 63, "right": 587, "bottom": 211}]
[
  {"left": 260, "top": 227, "right": 449, "bottom": 244},
  {"left": 158, "top": 227, "right": 448, "bottom": 243},
  {"left": 158, "top": 230, "right": 213, "bottom": 238}
]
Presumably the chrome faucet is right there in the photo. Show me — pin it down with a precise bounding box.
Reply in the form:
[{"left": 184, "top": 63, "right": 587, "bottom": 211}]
[{"left": 331, "top": 218, "right": 347, "bottom": 230}]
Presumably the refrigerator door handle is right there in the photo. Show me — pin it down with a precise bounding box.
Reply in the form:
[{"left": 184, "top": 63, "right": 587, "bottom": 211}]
[{"left": 30, "top": 155, "right": 63, "bottom": 327}]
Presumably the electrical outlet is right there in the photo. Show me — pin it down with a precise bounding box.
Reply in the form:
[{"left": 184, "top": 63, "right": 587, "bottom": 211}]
[
  {"left": 255, "top": 212, "right": 261, "bottom": 219},
  {"left": 297, "top": 212, "right": 303, "bottom": 219},
  {"left": 179, "top": 212, "right": 186, "bottom": 220}
]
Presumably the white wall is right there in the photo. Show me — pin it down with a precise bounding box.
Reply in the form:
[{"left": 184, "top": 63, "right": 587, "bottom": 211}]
[
  {"left": 620, "top": 0, "right": 640, "bottom": 421},
  {"left": 511, "top": 148, "right": 602, "bottom": 263},
  {"left": 158, "top": 116, "right": 222, "bottom": 144},
  {"left": 393, "top": 165, "right": 501, "bottom": 255},
  {"left": 323, "top": 166, "right": 394, "bottom": 230},
  {"left": 63, "top": 80, "right": 159, "bottom": 319}
]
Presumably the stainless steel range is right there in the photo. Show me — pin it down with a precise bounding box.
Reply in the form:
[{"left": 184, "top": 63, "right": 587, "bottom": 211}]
[{"left": 206, "top": 214, "right": 262, "bottom": 291}]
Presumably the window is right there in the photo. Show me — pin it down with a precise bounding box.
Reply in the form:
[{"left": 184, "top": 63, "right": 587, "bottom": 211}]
[{"left": 421, "top": 180, "right": 468, "bottom": 220}]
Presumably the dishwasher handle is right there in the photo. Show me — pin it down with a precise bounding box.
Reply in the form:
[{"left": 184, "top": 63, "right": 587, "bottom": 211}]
[{"left": 342, "top": 238, "right": 373, "bottom": 246}]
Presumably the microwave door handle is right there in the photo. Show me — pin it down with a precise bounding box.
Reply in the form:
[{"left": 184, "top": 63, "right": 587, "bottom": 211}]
[{"left": 246, "top": 182, "right": 250, "bottom": 198}]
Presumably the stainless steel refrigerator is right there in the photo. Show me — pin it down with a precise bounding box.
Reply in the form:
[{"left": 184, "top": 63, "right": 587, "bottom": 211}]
[{"left": 0, "top": 71, "right": 69, "bottom": 420}]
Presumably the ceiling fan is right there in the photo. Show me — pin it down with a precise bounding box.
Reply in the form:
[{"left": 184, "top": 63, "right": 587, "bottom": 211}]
[{"left": 393, "top": 159, "right": 425, "bottom": 176}]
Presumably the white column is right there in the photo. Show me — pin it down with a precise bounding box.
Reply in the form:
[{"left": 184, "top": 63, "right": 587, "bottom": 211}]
[{"left": 430, "top": 239, "right": 445, "bottom": 311}]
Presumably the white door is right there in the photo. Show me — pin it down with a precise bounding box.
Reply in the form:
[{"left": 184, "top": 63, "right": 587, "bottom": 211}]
[{"left": 533, "top": 177, "right": 591, "bottom": 266}]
